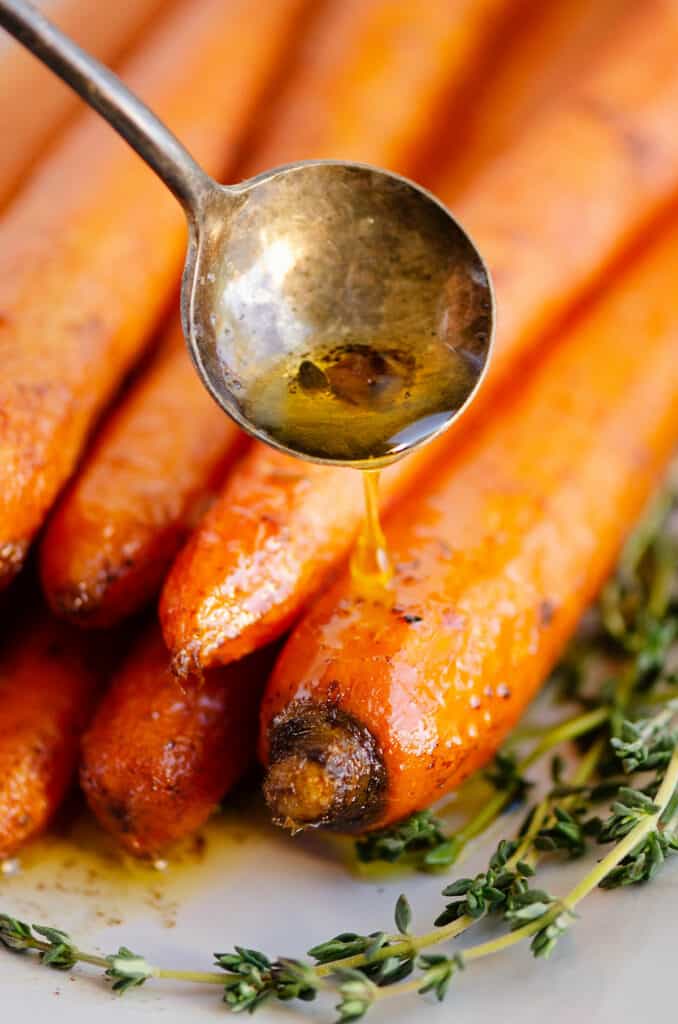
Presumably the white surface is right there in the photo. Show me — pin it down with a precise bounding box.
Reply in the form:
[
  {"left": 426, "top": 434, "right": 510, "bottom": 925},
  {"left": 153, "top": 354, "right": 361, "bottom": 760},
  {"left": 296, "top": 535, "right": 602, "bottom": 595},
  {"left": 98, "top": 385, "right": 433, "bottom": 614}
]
[{"left": 0, "top": 792, "right": 674, "bottom": 1023}]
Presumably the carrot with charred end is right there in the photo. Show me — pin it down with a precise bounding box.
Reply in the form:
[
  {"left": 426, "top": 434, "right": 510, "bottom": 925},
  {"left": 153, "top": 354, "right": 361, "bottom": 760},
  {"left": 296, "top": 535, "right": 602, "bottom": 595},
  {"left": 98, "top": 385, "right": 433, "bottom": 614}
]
[
  {"left": 38, "top": 0, "right": 524, "bottom": 630},
  {"left": 80, "top": 625, "right": 276, "bottom": 857},
  {"left": 260, "top": 219, "right": 678, "bottom": 833},
  {"left": 0, "top": 612, "right": 110, "bottom": 859},
  {"left": 40, "top": 323, "right": 247, "bottom": 627},
  {"left": 0, "top": 0, "right": 309, "bottom": 590},
  {"left": 241, "top": 0, "right": 523, "bottom": 172},
  {"left": 0, "top": 0, "right": 169, "bottom": 206},
  {"left": 161, "top": 0, "right": 678, "bottom": 676}
]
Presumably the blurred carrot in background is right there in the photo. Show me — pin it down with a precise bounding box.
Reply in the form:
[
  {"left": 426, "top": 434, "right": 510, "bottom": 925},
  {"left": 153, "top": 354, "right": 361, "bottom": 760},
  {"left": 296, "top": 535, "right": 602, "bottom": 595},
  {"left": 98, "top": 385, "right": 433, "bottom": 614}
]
[
  {"left": 244, "top": 0, "right": 524, "bottom": 171},
  {"left": 440, "top": 0, "right": 629, "bottom": 195},
  {"left": 0, "top": 0, "right": 170, "bottom": 206},
  {"left": 261, "top": 214, "right": 678, "bottom": 833},
  {"left": 161, "top": 0, "right": 678, "bottom": 675},
  {"left": 39, "top": 0, "right": 524, "bottom": 629},
  {"left": 0, "top": 0, "right": 310, "bottom": 590},
  {"left": 80, "top": 626, "right": 276, "bottom": 858}
]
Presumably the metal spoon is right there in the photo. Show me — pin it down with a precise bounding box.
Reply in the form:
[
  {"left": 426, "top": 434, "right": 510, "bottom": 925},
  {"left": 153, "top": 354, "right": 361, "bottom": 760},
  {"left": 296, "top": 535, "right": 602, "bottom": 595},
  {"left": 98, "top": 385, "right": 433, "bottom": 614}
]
[{"left": 0, "top": 0, "right": 494, "bottom": 468}]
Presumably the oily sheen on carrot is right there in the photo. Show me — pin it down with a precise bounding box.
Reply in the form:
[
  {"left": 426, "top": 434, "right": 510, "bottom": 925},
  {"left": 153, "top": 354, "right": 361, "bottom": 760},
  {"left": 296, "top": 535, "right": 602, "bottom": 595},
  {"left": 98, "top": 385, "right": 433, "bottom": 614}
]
[
  {"left": 0, "top": 0, "right": 308, "bottom": 588},
  {"left": 37, "top": 0, "right": 521, "bottom": 630},
  {"left": 80, "top": 626, "right": 275, "bottom": 857},
  {"left": 161, "top": 0, "right": 678, "bottom": 674},
  {"left": 261, "top": 218, "right": 678, "bottom": 833},
  {"left": 40, "top": 323, "right": 247, "bottom": 627},
  {"left": 0, "top": 0, "right": 169, "bottom": 206},
  {"left": 0, "top": 611, "right": 109, "bottom": 858}
]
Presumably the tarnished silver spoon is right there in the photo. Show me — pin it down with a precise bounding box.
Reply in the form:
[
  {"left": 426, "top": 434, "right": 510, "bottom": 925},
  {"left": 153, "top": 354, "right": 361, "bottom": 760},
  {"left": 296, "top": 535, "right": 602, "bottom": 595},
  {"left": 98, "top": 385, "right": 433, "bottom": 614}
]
[{"left": 0, "top": 0, "right": 494, "bottom": 468}]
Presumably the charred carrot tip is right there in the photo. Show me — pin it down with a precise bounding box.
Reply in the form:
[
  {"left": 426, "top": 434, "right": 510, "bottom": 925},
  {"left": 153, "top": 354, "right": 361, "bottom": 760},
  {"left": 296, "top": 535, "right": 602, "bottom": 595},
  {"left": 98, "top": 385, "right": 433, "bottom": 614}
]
[{"left": 264, "top": 701, "right": 386, "bottom": 832}]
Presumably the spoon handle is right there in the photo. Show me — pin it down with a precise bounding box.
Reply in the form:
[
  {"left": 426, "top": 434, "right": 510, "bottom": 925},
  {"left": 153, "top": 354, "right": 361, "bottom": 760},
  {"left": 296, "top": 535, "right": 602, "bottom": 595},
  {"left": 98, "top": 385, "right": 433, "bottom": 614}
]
[{"left": 0, "top": 0, "right": 213, "bottom": 215}]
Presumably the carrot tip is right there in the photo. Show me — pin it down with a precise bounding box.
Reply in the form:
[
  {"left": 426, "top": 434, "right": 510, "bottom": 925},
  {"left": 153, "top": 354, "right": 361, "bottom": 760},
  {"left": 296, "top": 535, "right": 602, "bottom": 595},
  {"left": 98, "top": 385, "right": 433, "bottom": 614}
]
[
  {"left": 263, "top": 701, "right": 386, "bottom": 833},
  {"left": 0, "top": 540, "right": 28, "bottom": 589}
]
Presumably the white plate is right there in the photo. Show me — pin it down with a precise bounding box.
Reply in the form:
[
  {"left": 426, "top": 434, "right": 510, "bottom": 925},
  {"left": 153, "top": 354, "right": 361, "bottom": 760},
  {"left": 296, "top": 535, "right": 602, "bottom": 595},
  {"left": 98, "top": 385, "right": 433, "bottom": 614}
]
[{"left": 1, "top": 781, "right": 674, "bottom": 1023}]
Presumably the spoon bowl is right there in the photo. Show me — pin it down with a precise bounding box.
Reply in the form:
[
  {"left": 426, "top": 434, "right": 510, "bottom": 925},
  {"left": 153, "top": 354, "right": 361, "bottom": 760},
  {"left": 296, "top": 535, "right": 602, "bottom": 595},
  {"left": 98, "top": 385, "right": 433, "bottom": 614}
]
[
  {"left": 1, "top": 2, "right": 494, "bottom": 469},
  {"left": 185, "top": 161, "right": 494, "bottom": 467}
]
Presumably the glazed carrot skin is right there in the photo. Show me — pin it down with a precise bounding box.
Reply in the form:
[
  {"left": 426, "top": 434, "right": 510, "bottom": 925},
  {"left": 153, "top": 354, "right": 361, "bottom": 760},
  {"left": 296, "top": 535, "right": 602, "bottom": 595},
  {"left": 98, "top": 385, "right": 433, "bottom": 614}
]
[
  {"left": 161, "top": 0, "right": 678, "bottom": 675},
  {"left": 0, "top": 0, "right": 309, "bottom": 589},
  {"left": 40, "top": 323, "right": 247, "bottom": 627},
  {"left": 80, "top": 626, "right": 275, "bottom": 857},
  {"left": 0, "top": 0, "right": 169, "bottom": 206},
  {"left": 0, "top": 612, "right": 107, "bottom": 859},
  {"left": 261, "top": 219, "right": 678, "bottom": 833}
]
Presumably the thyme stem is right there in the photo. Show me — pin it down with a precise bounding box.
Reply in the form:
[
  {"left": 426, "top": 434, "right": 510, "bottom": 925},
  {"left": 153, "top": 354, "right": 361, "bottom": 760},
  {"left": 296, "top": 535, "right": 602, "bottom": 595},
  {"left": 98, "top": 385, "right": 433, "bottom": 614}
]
[
  {"left": 448, "top": 706, "right": 610, "bottom": 857},
  {"left": 373, "top": 745, "right": 678, "bottom": 1004},
  {"left": 154, "top": 969, "right": 231, "bottom": 984}
]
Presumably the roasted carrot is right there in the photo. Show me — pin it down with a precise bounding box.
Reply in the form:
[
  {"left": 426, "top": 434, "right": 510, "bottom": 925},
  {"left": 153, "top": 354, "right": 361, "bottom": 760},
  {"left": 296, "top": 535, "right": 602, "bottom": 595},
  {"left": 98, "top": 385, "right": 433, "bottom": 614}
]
[
  {"left": 40, "top": 322, "right": 247, "bottom": 627},
  {"left": 0, "top": 0, "right": 169, "bottom": 207},
  {"left": 261, "top": 215, "right": 678, "bottom": 833},
  {"left": 38, "top": 0, "right": 522, "bottom": 629},
  {"left": 0, "top": 609, "right": 111, "bottom": 858},
  {"left": 161, "top": 0, "right": 678, "bottom": 674},
  {"left": 0, "top": 0, "right": 309, "bottom": 589},
  {"left": 80, "top": 625, "right": 275, "bottom": 857}
]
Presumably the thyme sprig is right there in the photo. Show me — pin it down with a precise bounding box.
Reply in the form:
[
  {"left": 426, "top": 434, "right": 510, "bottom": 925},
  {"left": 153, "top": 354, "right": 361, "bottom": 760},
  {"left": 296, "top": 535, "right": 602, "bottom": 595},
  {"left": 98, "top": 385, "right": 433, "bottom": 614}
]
[
  {"left": 2, "top": 477, "right": 678, "bottom": 1020},
  {"left": 355, "top": 810, "right": 446, "bottom": 864}
]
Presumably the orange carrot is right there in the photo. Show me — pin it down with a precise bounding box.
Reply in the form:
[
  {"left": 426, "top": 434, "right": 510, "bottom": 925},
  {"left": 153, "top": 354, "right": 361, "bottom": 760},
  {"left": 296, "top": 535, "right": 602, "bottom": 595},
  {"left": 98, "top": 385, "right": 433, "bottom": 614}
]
[
  {"left": 261, "top": 215, "right": 678, "bottom": 833},
  {"left": 439, "top": 0, "right": 629, "bottom": 196},
  {"left": 0, "top": 608, "right": 112, "bottom": 858},
  {"left": 241, "top": 0, "right": 523, "bottom": 173},
  {"left": 0, "top": 0, "right": 309, "bottom": 589},
  {"left": 0, "top": 0, "right": 169, "bottom": 206},
  {"left": 161, "top": 0, "right": 678, "bottom": 674},
  {"left": 38, "top": 0, "right": 522, "bottom": 628},
  {"left": 40, "top": 323, "right": 247, "bottom": 627},
  {"left": 80, "top": 625, "right": 276, "bottom": 857}
]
